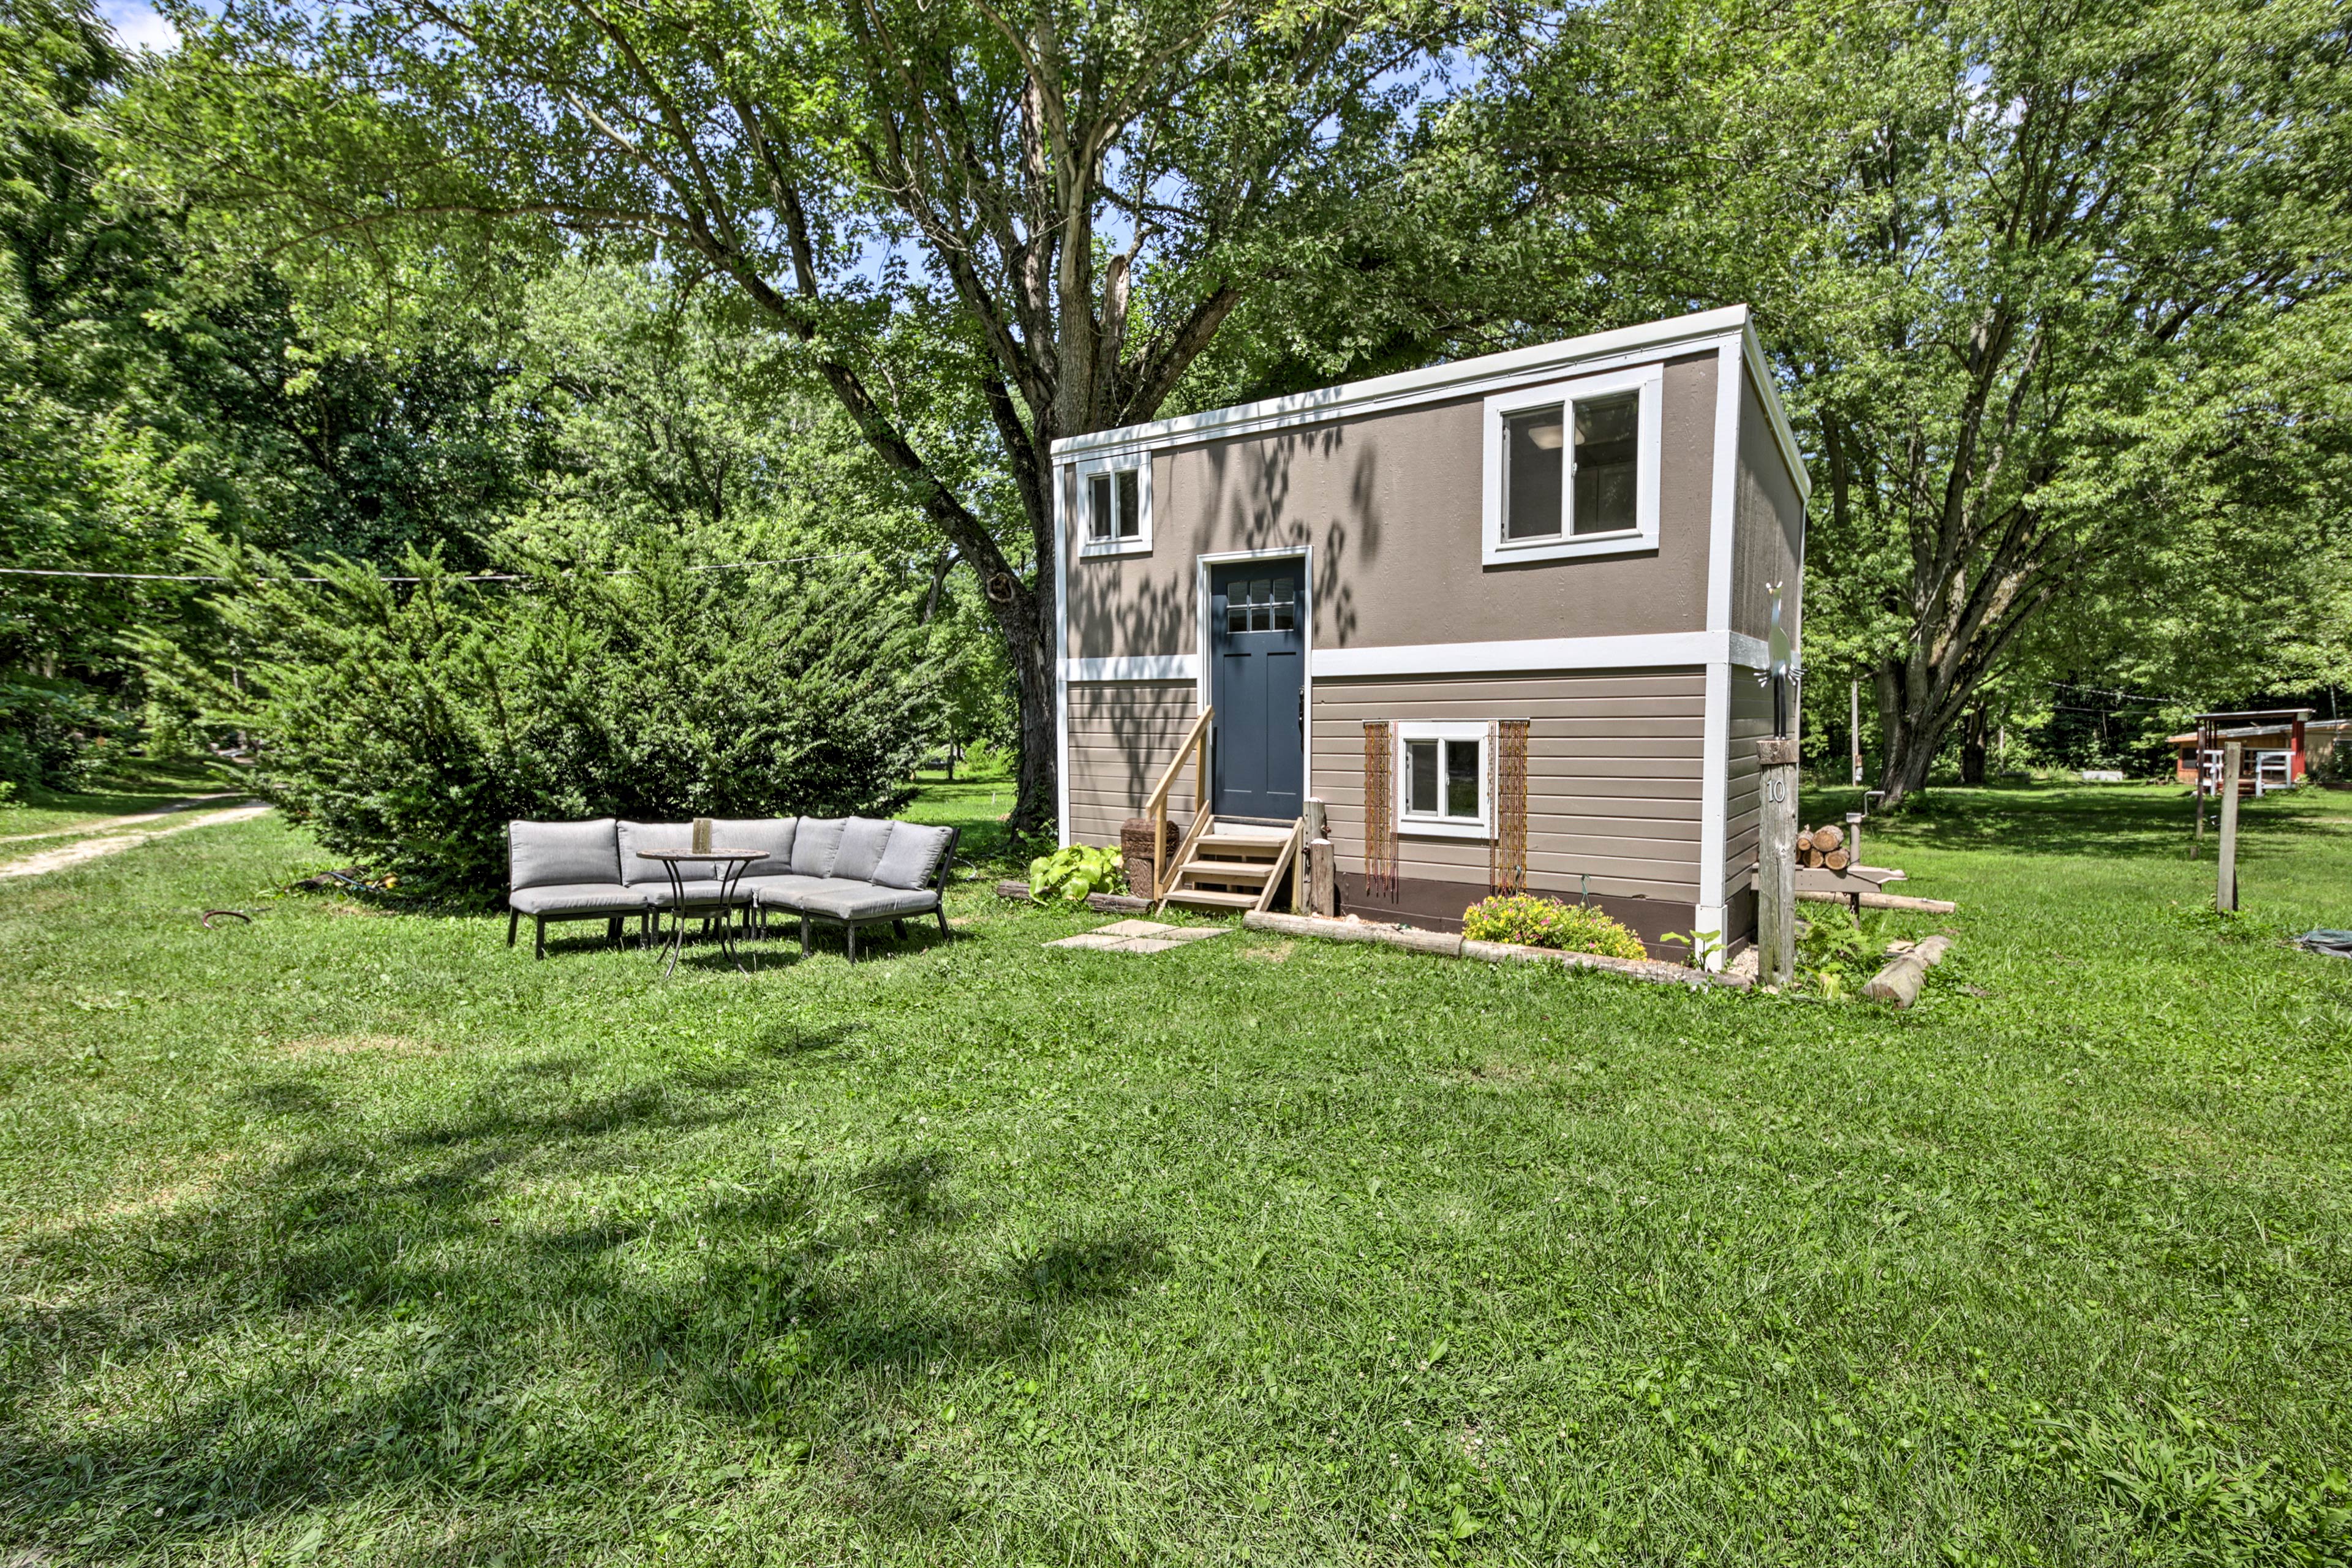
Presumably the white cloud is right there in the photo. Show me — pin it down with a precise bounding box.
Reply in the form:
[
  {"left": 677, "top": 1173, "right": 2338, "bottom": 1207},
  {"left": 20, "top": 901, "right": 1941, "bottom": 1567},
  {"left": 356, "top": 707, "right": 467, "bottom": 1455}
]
[{"left": 100, "top": 0, "right": 181, "bottom": 54}]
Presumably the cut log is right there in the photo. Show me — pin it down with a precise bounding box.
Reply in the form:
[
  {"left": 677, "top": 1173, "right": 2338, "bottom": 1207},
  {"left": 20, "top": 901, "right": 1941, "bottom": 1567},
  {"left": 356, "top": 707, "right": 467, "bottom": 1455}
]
[
  {"left": 1812, "top": 823, "right": 1844, "bottom": 852},
  {"left": 1795, "top": 829, "right": 1815, "bottom": 854},
  {"left": 1804, "top": 849, "right": 1825, "bottom": 869},
  {"left": 1823, "top": 849, "right": 1850, "bottom": 872},
  {"left": 1798, "top": 888, "right": 1955, "bottom": 913},
  {"left": 1861, "top": 934, "right": 1953, "bottom": 1008}
]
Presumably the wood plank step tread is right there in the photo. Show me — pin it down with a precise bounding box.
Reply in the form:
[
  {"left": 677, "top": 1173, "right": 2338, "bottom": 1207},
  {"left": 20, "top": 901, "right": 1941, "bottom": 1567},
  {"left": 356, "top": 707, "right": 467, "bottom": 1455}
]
[
  {"left": 1161, "top": 889, "right": 1261, "bottom": 908},
  {"left": 1180, "top": 859, "right": 1276, "bottom": 879}
]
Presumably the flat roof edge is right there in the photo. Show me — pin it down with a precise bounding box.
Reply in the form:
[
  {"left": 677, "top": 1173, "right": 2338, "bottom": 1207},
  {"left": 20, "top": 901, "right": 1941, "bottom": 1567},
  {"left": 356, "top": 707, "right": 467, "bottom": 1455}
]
[{"left": 1050, "top": 306, "right": 1800, "bottom": 475}]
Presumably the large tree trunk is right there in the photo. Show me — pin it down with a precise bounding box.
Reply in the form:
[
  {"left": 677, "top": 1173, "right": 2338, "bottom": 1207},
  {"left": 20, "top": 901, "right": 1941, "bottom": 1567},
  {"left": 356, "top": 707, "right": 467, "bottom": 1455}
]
[{"left": 1960, "top": 704, "right": 1989, "bottom": 785}]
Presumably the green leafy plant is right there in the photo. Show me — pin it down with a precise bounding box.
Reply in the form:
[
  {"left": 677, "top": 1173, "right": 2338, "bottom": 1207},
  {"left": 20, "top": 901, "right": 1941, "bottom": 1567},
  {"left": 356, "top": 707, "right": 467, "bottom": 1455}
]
[
  {"left": 1659, "top": 927, "right": 1724, "bottom": 969},
  {"left": 1461, "top": 894, "right": 1648, "bottom": 960},
  {"left": 1028, "top": 844, "right": 1125, "bottom": 905},
  {"left": 1793, "top": 907, "right": 1887, "bottom": 999}
]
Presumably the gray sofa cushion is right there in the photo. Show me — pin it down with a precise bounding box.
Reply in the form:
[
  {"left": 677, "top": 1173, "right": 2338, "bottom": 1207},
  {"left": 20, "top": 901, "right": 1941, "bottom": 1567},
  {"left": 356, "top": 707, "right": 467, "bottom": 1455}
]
[
  {"left": 711, "top": 817, "right": 797, "bottom": 876},
  {"left": 832, "top": 816, "right": 895, "bottom": 882},
  {"left": 747, "top": 875, "right": 839, "bottom": 910},
  {"left": 646, "top": 877, "right": 756, "bottom": 906},
  {"left": 791, "top": 816, "right": 848, "bottom": 877},
  {"left": 793, "top": 881, "right": 942, "bottom": 921},
  {"left": 510, "top": 818, "right": 622, "bottom": 890},
  {"left": 618, "top": 821, "right": 696, "bottom": 884},
  {"left": 872, "top": 822, "right": 954, "bottom": 890},
  {"left": 508, "top": 881, "right": 651, "bottom": 914}
]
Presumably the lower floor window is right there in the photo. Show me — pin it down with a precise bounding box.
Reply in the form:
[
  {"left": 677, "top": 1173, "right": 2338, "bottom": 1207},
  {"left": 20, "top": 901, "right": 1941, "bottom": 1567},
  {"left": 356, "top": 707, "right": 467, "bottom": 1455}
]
[{"left": 1397, "top": 721, "right": 1490, "bottom": 836}]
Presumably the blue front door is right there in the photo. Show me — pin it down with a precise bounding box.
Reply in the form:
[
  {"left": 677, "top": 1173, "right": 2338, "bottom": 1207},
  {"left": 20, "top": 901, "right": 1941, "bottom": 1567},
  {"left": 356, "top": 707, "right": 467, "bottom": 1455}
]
[{"left": 1208, "top": 561, "right": 1305, "bottom": 821}]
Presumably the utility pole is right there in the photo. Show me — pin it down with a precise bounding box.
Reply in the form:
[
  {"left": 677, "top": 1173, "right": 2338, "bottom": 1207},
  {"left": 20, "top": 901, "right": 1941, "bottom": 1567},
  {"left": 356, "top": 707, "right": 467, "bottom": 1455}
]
[{"left": 1850, "top": 679, "right": 1863, "bottom": 787}]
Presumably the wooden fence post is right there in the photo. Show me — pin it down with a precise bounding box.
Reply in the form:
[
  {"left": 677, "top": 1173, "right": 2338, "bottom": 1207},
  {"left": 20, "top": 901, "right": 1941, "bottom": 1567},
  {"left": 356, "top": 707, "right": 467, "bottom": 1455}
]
[
  {"left": 2217, "top": 741, "right": 2242, "bottom": 912},
  {"left": 1298, "top": 799, "right": 1332, "bottom": 916},
  {"left": 1757, "top": 736, "right": 1799, "bottom": 986}
]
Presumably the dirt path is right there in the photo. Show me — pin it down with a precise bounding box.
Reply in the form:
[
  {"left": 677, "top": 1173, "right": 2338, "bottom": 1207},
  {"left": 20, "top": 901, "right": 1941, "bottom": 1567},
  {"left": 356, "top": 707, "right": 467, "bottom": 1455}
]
[
  {"left": 0, "top": 792, "right": 247, "bottom": 845},
  {"left": 0, "top": 803, "right": 273, "bottom": 881}
]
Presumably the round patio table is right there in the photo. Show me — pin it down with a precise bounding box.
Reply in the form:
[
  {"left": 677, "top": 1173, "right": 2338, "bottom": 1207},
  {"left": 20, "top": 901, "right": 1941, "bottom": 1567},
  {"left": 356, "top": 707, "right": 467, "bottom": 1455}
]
[{"left": 636, "top": 849, "right": 767, "bottom": 976}]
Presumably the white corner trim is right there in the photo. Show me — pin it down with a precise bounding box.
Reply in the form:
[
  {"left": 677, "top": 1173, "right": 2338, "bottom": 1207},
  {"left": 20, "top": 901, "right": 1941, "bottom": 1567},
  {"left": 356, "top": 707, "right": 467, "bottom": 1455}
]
[
  {"left": 1707, "top": 340, "right": 1741, "bottom": 637},
  {"left": 1479, "top": 361, "right": 1665, "bottom": 567},
  {"left": 1697, "top": 660, "right": 1730, "bottom": 968},
  {"left": 1051, "top": 306, "right": 1757, "bottom": 461},
  {"left": 1064, "top": 655, "right": 1200, "bottom": 683},
  {"left": 1312, "top": 629, "right": 1756, "bottom": 680},
  {"left": 1054, "top": 467, "right": 1072, "bottom": 848}
]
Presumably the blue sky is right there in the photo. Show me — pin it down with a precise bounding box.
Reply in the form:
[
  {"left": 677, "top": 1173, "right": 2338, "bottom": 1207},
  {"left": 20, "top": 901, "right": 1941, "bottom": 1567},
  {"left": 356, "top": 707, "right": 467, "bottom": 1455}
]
[{"left": 100, "top": 0, "right": 181, "bottom": 53}]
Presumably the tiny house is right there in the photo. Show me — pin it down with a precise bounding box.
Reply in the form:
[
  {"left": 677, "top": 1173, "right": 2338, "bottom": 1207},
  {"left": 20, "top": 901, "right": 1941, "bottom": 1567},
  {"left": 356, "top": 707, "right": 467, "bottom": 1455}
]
[{"left": 1050, "top": 306, "right": 1808, "bottom": 965}]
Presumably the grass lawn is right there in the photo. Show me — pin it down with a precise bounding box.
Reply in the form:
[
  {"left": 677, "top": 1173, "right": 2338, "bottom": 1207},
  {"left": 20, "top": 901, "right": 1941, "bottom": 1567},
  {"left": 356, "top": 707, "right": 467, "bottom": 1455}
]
[
  {"left": 0, "top": 758, "right": 240, "bottom": 842},
  {"left": 2, "top": 780, "right": 2350, "bottom": 1564}
]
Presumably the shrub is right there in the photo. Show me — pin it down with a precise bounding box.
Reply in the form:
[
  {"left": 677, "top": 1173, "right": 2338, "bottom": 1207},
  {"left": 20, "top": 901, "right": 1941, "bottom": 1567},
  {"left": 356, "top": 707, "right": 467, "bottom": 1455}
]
[
  {"left": 143, "top": 541, "right": 944, "bottom": 899},
  {"left": 0, "top": 679, "right": 116, "bottom": 791},
  {"left": 1028, "top": 844, "right": 1124, "bottom": 904},
  {"left": 1461, "top": 894, "right": 1648, "bottom": 960}
]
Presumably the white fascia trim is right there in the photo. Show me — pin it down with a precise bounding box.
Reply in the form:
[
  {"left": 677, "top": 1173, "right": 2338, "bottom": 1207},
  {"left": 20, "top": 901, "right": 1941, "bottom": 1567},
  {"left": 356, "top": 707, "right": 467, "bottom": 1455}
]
[
  {"left": 1051, "top": 306, "right": 1757, "bottom": 460},
  {"left": 1196, "top": 546, "right": 1313, "bottom": 803},
  {"left": 1738, "top": 318, "right": 1812, "bottom": 502},
  {"left": 1065, "top": 655, "right": 1199, "bottom": 682},
  {"left": 1313, "top": 629, "right": 1765, "bottom": 680}
]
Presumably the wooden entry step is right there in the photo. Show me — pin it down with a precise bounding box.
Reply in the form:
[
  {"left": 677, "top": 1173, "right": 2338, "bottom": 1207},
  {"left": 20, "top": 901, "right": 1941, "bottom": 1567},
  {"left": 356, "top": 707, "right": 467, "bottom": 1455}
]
[{"left": 1157, "top": 816, "right": 1303, "bottom": 915}]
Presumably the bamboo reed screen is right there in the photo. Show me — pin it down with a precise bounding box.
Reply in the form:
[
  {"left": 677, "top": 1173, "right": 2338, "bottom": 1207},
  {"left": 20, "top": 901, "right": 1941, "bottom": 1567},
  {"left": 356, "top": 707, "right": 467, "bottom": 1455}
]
[
  {"left": 1491, "top": 719, "right": 1530, "bottom": 894},
  {"left": 1362, "top": 720, "right": 1398, "bottom": 901}
]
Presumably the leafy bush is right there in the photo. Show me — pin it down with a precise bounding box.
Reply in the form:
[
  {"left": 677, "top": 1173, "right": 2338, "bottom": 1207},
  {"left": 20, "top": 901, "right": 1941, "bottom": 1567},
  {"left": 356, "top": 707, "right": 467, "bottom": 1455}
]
[
  {"left": 142, "top": 541, "right": 944, "bottom": 899},
  {"left": 1460, "top": 894, "right": 1648, "bottom": 960},
  {"left": 0, "top": 679, "right": 118, "bottom": 790},
  {"left": 1793, "top": 906, "right": 1896, "bottom": 998},
  {"left": 1028, "top": 844, "right": 1125, "bottom": 905}
]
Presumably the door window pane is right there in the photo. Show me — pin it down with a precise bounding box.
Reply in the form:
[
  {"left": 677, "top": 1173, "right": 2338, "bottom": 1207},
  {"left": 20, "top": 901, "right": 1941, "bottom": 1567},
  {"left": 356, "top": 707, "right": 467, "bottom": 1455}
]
[
  {"left": 1572, "top": 392, "right": 1640, "bottom": 535},
  {"left": 1445, "top": 739, "right": 1480, "bottom": 819},
  {"left": 1406, "top": 739, "right": 1439, "bottom": 815},
  {"left": 1117, "top": 469, "right": 1141, "bottom": 538},
  {"left": 1505, "top": 407, "right": 1565, "bottom": 540},
  {"left": 1088, "top": 473, "right": 1113, "bottom": 541},
  {"left": 1271, "top": 576, "right": 1295, "bottom": 631}
]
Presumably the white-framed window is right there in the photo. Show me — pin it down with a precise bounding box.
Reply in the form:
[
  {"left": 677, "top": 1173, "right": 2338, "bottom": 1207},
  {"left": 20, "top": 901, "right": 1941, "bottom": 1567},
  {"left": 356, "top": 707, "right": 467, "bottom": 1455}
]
[
  {"left": 1480, "top": 361, "right": 1664, "bottom": 565},
  {"left": 1396, "top": 720, "right": 1490, "bottom": 839},
  {"left": 1074, "top": 453, "right": 1152, "bottom": 557}
]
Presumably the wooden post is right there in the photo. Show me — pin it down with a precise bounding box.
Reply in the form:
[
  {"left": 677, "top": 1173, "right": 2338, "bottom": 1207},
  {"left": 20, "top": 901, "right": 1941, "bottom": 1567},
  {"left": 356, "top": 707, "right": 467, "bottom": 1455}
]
[
  {"left": 1757, "top": 736, "right": 1799, "bottom": 986},
  {"left": 2217, "top": 741, "right": 2241, "bottom": 911},
  {"left": 1850, "top": 679, "right": 1863, "bottom": 786},
  {"left": 1296, "top": 800, "right": 1330, "bottom": 915}
]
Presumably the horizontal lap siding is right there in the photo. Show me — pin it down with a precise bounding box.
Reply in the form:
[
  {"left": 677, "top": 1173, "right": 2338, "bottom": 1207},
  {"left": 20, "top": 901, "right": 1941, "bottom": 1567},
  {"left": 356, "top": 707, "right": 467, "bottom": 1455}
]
[
  {"left": 1312, "top": 668, "right": 1706, "bottom": 902},
  {"left": 1724, "top": 669, "right": 1773, "bottom": 897},
  {"left": 1066, "top": 679, "right": 1199, "bottom": 846}
]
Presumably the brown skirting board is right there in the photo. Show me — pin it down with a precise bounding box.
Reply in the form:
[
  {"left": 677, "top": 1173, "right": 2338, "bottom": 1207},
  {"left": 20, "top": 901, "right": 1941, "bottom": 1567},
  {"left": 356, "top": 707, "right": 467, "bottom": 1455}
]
[{"left": 1337, "top": 872, "right": 1755, "bottom": 960}]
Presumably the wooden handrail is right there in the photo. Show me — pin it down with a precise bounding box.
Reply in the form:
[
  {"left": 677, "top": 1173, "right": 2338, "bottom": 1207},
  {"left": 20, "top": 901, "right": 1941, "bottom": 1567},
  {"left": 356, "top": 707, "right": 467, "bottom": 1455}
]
[
  {"left": 1144, "top": 704, "right": 1213, "bottom": 900},
  {"left": 1252, "top": 818, "right": 1306, "bottom": 915}
]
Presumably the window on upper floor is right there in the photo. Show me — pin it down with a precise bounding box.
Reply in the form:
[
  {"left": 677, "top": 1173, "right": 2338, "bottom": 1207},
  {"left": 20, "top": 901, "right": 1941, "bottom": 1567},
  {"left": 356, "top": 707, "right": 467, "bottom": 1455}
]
[
  {"left": 1483, "top": 363, "right": 1664, "bottom": 565},
  {"left": 1075, "top": 455, "right": 1151, "bottom": 556}
]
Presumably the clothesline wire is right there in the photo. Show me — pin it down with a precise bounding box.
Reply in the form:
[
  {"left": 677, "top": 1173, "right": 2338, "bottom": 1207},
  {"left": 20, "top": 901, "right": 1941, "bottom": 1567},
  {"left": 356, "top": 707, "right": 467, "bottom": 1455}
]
[{"left": 0, "top": 551, "right": 875, "bottom": 585}]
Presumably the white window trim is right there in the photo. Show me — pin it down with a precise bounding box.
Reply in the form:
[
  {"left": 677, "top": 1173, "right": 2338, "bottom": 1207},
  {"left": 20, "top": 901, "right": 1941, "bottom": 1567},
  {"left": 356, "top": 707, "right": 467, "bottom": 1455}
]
[
  {"left": 1480, "top": 361, "right": 1665, "bottom": 565},
  {"left": 1396, "top": 719, "right": 1493, "bottom": 840},
  {"left": 1072, "top": 452, "right": 1153, "bottom": 558}
]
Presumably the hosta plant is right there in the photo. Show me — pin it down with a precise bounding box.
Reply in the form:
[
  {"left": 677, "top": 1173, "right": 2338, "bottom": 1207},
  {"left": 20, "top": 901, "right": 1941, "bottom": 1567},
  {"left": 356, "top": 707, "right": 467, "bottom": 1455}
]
[{"left": 1029, "top": 844, "right": 1125, "bottom": 905}]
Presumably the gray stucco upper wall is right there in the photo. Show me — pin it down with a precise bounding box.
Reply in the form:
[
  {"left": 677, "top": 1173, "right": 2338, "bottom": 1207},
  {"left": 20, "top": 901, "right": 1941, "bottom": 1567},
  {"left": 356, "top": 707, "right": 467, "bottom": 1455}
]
[
  {"left": 1729, "top": 370, "right": 1806, "bottom": 649},
  {"left": 1064, "top": 352, "right": 1720, "bottom": 660}
]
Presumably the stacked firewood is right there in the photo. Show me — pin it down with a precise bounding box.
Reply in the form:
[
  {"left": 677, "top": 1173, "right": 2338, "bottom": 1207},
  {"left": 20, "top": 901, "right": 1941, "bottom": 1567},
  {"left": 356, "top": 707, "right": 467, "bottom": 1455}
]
[{"left": 1794, "top": 823, "right": 1851, "bottom": 871}]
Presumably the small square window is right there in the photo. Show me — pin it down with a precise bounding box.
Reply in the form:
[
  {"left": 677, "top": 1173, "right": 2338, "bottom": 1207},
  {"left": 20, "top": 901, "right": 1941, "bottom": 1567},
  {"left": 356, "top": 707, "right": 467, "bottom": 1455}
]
[
  {"left": 1397, "top": 722, "right": 1488, "bottom": 835},
  {"left": 1077, "top": 458, "right": 1150, "bottom": 553}
]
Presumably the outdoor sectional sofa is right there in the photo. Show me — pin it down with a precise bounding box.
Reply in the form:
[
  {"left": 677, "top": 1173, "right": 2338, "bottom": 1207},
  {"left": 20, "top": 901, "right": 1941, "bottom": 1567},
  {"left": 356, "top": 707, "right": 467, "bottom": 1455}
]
[{"left": 506, "top": 815, "right": 959, "bottom": 962}]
